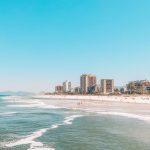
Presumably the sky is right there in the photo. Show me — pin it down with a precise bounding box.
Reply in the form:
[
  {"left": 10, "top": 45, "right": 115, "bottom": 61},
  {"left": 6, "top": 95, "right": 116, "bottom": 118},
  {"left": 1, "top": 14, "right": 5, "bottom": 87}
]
[{"left": 0, "top": 0, "right": 150, "bottom": 92}]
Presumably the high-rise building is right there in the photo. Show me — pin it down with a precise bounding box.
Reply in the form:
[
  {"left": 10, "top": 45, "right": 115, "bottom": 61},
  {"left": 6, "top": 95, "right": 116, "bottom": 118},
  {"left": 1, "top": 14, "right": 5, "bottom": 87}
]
[
  {"left": 63, "top": 80, "right": 71, "bottom": 93},
  {"left": 80, "top": 74, "right": 88, "bottom": 94},
  {"left": 101, "top": 79, "right": 114, "bottom": 94},
  {"left": 80, "top": 74, "right": 96, "bottom": 94}
]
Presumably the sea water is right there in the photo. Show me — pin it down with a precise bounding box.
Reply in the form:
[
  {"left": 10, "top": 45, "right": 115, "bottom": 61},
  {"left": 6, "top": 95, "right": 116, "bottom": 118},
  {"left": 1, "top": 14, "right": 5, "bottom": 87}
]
[{"left": 0, "top": 95, "right": 150, "bottom": 150}]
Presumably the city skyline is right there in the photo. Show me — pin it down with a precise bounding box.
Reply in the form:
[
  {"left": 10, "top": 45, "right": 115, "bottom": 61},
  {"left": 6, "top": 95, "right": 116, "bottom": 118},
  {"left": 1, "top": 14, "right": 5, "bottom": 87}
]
[{"left": 0, "top": 0, "right": 150, "bottom": 92}]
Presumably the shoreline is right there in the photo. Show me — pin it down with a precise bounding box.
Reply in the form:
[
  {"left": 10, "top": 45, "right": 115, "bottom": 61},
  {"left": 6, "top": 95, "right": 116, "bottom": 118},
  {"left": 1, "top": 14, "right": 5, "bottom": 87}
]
[
  {"left": 34, "top": 94, "right": 150, "bottom": 104},
  {"left": 32, "top": 95, "right": 150, "bottom": 118},
  {"left": 3, "top": 94, "right": 150, "bottom": 121}
]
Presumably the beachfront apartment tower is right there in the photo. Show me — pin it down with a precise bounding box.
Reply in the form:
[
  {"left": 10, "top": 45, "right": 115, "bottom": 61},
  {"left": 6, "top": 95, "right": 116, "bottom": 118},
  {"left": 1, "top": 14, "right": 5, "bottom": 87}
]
[
  {"left": 101, "top": 79, "right": 114, "bottom": 94},
  {"left": 63, "top": 80, "right": 71, "bottom": 93},
  {"left": 80, "top": 74, "right": 96, "bottom": 94}
]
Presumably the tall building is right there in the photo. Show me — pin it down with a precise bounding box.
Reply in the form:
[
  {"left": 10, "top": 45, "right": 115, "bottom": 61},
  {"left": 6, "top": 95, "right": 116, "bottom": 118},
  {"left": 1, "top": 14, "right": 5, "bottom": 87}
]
[
  {"left": 80, "top": 75, "right": 88, "bottom": 94},
  {"left": 101, "top": 79, "right": 114, "bottom": 94},
  {"left": 55, "top": 85, "right": 63, "bottom": 93},
  {"left": 63, "top": 80, "right": 71, "bottom": 93},
  {"left": 80, "top": 74, "right": 96, "bottom": 94}
]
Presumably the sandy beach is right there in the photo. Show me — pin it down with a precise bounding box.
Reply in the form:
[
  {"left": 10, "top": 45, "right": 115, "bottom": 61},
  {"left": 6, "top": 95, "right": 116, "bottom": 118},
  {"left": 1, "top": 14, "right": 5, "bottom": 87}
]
[
  {"left": 4, "top": 94, "right": 150, "bottom": 119},
  {"left": 31, "top": 95, "right": 150, "bottom": 116},
  {"left": 34, "top": 94, "right": 150, "bottom": 103}
]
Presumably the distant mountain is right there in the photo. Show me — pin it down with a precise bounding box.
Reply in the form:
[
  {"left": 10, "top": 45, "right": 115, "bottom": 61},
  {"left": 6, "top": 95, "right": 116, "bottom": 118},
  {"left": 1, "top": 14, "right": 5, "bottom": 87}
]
[{"left": 0, "top": 91, "right": 34, "bottom": 96}]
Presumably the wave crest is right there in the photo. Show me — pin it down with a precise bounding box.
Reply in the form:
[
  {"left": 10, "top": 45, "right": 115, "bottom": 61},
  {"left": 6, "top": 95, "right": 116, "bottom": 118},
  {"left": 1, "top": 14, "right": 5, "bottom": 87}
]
[{"left": 98, "top": 112, "right": 150, "bottom": 122}]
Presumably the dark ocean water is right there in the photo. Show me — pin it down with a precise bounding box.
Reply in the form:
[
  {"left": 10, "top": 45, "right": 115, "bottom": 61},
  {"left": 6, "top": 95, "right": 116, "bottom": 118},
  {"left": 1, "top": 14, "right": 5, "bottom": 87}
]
[{"left": 0, "top": 96, "right": 150, "bottom": 150}]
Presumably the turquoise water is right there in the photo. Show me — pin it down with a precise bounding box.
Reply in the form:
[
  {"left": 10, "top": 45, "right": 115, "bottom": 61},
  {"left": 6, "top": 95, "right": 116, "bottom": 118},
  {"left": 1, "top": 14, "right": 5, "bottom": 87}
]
[{"left": 0, "top": 96, "right": 150, "bottom": 150}]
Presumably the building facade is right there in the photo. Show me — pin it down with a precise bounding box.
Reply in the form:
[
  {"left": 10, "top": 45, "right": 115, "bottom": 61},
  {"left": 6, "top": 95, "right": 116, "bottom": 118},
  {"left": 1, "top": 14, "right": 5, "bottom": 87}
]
[
  {"left": 74, "top": 87, "right": 81, "bottom": 94},
  {"left": 63, "top": 81, "right": 71, "bottom": 93},
  {"left": 55, "top": 85, "right": 63, "bottom": 93},
  {"left": 127, "top": 80, "right": 150, "bottom": 94},
  {"left": 80, "top": 74, "right": 96, "bottom": 94},
  {"left": 88, "top": 84, "right": 100, "bottom": 94},
  {"left": 101, "top": 79, "right": 114, "bottom": 94}
]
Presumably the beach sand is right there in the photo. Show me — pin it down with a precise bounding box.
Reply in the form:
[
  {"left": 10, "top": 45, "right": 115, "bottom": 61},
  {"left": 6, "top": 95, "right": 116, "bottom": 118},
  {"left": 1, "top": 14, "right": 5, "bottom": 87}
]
[{"left": 33, "top": 95, "right": 150, "bottom": 116}]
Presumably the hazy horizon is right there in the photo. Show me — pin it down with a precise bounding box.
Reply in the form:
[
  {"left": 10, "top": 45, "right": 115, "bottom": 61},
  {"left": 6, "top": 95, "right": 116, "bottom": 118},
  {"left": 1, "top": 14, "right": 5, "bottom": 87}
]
[{"left": 0, "top": 0, "right": 150, "bottom": 92}]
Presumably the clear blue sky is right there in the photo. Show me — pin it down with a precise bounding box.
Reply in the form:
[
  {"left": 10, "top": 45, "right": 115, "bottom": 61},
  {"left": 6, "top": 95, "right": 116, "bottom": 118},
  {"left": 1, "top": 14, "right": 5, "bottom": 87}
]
[{"left": 0, "top": 0, "right": 150, "bottom": 92}]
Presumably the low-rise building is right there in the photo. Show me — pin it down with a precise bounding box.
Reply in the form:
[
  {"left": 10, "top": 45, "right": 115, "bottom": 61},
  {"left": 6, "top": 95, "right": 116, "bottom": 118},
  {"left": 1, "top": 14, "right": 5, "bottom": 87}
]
[
  {"left": 74, "top": 87, "right": 81, "bottom": 94},
  {"left": 88, "top": 84, "right": 100, "bottom": 94},
  {"left": 55, "top": 85, "right": 63, "bottom": 93},
  {"left": 120, "top": 87, "right": 128, "bottom": 94},
  {"left": 127, "top": 80, "right": 150, "bottom": 94}
]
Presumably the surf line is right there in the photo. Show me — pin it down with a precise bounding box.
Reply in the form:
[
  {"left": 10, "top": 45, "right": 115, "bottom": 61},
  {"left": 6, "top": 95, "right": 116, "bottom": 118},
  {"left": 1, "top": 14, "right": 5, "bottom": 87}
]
[
  {"left": 0, "top": 112, "right": 17, "bottom": 116},
  {"left": 5, "top": 115, "right": 83, "bottom": 150},
  {"left": 98, "top": 111, "right": 150, "bottom": 122}
]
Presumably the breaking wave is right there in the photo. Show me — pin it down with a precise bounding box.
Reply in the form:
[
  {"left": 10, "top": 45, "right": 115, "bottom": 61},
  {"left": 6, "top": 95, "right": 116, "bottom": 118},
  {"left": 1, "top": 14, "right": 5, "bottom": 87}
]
[
  {"left": 0, "top": 112, "right": 17, "bottom": 116},
  {"left": 5, "top": 115, "right": 83, "bottom": 150},
  {"left": 98, "top": 112, "right": 150, "bottom": 122}
]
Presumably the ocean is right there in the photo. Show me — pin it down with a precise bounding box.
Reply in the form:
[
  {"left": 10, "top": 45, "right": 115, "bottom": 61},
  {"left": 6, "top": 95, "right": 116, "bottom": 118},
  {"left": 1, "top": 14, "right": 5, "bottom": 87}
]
[{"left": 0, "top": 95, "right": 150, "bottom": 150}]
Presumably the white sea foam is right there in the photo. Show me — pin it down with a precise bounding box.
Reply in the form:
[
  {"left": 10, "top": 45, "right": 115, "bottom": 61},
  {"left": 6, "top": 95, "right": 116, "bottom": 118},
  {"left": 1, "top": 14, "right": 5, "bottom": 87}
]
[
  {"left": 51, "top": 124, "right": 59, "bottom": 129},
  {"left": 2, "top": 96, "right": 22, "bottom": 100},
  {"left": 6, "top": 128, "right": 48, "bottom": 147},
  {"left": 28, "top": 148, "right": 54, "bottom": 150},
  {"left": 98, "top": 112, "right": 150, "bottom": 122},
  {"left": 3, "top": 96, "right": 60, "bottom": 110},
  {"left": 0, "top": 112, "right": 17, "bottom": 115},
  {"left": 49, "top": 115, "right": 83, "bottom": 131},
  {"left": 6, "top": 128, "right": 54, "bottom": 150},
  {"left": 63, "top": 115, "right": 83, "bottom": 125},
  {"left": 50, "top": 115, "right": 83, "bottom": 131},
  {"left": 5, "top": 114, "right": 83, "bottom": 149},
  {"left": 8, "top": 103, "right": 60, "bottom": 109}
]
